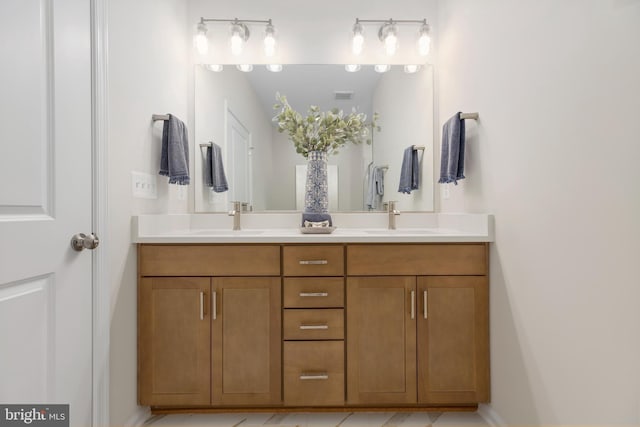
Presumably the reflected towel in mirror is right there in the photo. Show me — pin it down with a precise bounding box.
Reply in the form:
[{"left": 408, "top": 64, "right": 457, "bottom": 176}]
[
  {"left": 398, "top": 146, "right": 420, "bottom": 194},
  {"left": 204, "top": 142, "right": 228, "bottom": 192}
]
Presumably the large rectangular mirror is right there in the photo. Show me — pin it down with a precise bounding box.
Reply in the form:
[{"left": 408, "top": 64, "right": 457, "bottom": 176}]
[{"left": 194, "top": 64, "right": 434, "bottom": 212}]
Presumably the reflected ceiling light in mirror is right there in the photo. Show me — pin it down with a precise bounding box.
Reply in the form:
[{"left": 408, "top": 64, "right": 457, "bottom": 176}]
[
  {"left": 404, "top": 64, "right": 420, "bottom": 73},
  {"left": 351, "top": 18, "right": 431, "bottom": 57},
  {"left": 374, "top": 64, "right": 390, "bottom": 73},
  {"left": 236, "top": 64, "right": 253, "bottom": 72},
  {"left": 194, "top": 21, "right": 209, "bottom": 55},
  {"left": 351, "top": 20, "right": 364, "bottom": 55},
  {"left": 417, "top": 22, "right": 431, "bottom": 56},
  {"left": 266, "top": 64, "right": 282, "bottom": 72},
  {"left": 194, "top": 17, "right": 276, "bottom": 58},
  {"left": 345, "top": 64, "right": 361, "bottom": 72},
  {"left": 264, "top": 21, "right": 277, "bottom": 57},
  {"left": 205, "top": 64, "right": 224, "bottom": 72}
]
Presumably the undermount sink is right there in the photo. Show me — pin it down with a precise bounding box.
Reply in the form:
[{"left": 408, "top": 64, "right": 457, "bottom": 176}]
[
  {"left": 363, "top": 229, "right": 438, "bottom": 235},
  {"left": 188, "top": 229, "right": 265, "bottom": 235}
]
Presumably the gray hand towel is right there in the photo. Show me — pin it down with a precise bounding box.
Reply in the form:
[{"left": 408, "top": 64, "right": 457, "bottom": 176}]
[
  {"left": 366, "top": 165, "right": 385, "bottom": 210},
  {"left": 398, "top": 146, "right": 420, "bottom": 194},
  {"left": 159, "top": 114, "right": 190, "bottom": 185},
  {"left": 204, "top": 143, "right": 228, "bottom": 192},
  {"left": 438, "top": 112, "right": 466, "bottom": 185}
]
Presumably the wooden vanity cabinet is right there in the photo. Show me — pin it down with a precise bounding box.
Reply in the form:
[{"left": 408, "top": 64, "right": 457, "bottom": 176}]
[
  {"left": 138, "top": 245, "right": 281, "bottom": 407},
  {"left": 138, "top": 277, "right": 211, "bottom": 406},
  {"left": 346, "top": 244, "right": 489, "bottom": 406},
  {"left": 138, "top": 242, "right": 489, "bottom": 410}
]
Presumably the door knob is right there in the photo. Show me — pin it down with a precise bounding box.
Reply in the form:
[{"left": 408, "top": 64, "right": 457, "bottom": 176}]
[{"left": 70, "top": 233, "right": 100, "bottom": 251}]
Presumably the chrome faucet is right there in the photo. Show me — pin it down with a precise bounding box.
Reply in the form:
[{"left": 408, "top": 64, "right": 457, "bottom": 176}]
[
  {"left": 228, "top": 201, "right": 241, "bottom": 230},
  {"left": 388, "top": 201, "right": 400, "bottom": 230}
]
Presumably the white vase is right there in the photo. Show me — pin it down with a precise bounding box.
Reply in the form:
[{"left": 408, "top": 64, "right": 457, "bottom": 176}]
[{"left": 304, "top": 150, "right": 329, "bottom": 213}]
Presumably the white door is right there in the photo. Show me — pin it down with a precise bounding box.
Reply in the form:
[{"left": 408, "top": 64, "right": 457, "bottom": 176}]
[
  {"left": 227, "top": 110, "right": 252, "bottom": 208},
  {"left": 0, "top": 1, "right": 93, "bottom": 426}
]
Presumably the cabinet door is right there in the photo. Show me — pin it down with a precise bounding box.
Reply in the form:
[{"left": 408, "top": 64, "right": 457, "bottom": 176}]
[
  {"left": 211, "top": 277, "right": 281, "bottom": 405},
  {"left": 346, "top": 276, "right": 417, "bottom": 405},
  {"left": 138, "top": 277, "right": 211, "bottom": 406},
  {"left": 417, "top": 276, "right": 489, "bottom": 404}
]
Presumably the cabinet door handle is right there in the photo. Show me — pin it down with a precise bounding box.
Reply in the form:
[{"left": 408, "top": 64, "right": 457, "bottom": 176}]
[
  {"left": 300, "top": 373, "right": 329, "bottom": 380},
  {"left": 199, "top": 291, "right": 204, "bottom": 320},
  {"left": 212, "top": 291, "right": 217, "bottom": 320},
  {"left": 299, "top": 292, "right": 329, "bottom": 297},
  {"left": 423, "top": 290, "right": 428, "bottom": 319},
  {"left": 411, "top": 290, "right": 415, "bottom": 320},
  {"left": 299, "top": 260, "right": 328, "bottom": 265},
  {"left": 299, "top": 324, "right": 329, "bottom": 330}
]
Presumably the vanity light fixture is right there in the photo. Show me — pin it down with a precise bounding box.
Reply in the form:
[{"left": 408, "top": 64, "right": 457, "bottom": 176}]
[
  {"left": 417, "top": 22, "right": 431, "bottom": 56},
  {"left": 195, "top": 17, "right": 277, "bottom": 57},
  {"left": 345, "top": 64, "right": 361, "bottom": 72},
  {"left": 351, "top": 18, "right": 431, "bottom": 57},
  {"left": 374, "top": 64, "right": 390, "bottom": 73},
  {"left": 236, "top": 64, "right": 253, "bottom": 72},
  {"left": 263, "top": 22, "right": 277, "bottom": 57},
  {"left": 351, "top": 21, "right": 365, "bottom": 55},
  {"left": 266, "top": 64, "right": 283, "bottom": 72}
]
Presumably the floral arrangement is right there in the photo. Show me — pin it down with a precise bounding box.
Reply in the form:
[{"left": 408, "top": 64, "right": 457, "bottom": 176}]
[{"left": 273, "top": 93, "right": 378, "bottom": 158}]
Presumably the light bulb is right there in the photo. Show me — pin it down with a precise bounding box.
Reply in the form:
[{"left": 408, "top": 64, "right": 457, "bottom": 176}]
[
  {"left": 384, "top": 32, "right": 398, "bottom": 56},
  {"left": 404, "top": 64, "right": 420, "bottom": 73},
  {"left": 194, "top": 22, "right": 208, "bottom": 55},
  {"left": 374, "top": 64, "right": 390, "bottom": 73},
  {"left": 264, "top": 24, "right": 277, "bottom": 57},
  {"left": 345, "top": 64, "right": 361, "bottom": 72},
  {"left": 352, "top": 22, "right": 364, "bottom": 55},
  {"left": 230, "top": 23, "right": 248, "bottom": 56},
  {"left": 236, "top": 64, "right": 253, "bottom": 72},
  {"left": 205, "top": 64, "right": 223, "bottom": 72},
  {"left": 266, "top": 64, "right": 282, "bottom": 72},
  {"left": 418, "top": 23, "right": 431, "bottom": 56}
]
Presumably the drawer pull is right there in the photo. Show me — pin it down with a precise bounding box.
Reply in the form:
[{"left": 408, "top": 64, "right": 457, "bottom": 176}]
[
  {"left": 299, "top": 324, "right": 329, "bottom": 330},
  {"left": 299, "top": 292, "right": 329, "bottom": 297},
  {"left": 299, "top": 260, "right": 328, "bottom": 265},
  {"left": 300, "top": 373, "right": 329, "bottom": 380}
]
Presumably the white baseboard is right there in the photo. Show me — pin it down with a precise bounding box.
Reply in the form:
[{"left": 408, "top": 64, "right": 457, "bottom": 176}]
[
  {"left": 478, "top": 404, "right": 507, "bottom": 427},
  {"left": 123, "top": 406, "right": 151, "bottom": 427}
]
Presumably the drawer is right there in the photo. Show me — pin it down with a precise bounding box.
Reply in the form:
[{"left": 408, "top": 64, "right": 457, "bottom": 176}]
[
  {"left": 138, "top": 245, "right": 280, "bottom": 276},
  {"left": 284, "top": 341, "right": 344, "bottom": 406},
  {"left": 283, "top": 309, "right": 344, "bottom": 340},
  {"left": 283, "top": 245, "right": 344, "bottom": 276},
  {"left": 284, "top": 278, "right": 344, "bottom": 308},
  {"left": 347, "top": 244, "right": 487, "bottom": 276}
]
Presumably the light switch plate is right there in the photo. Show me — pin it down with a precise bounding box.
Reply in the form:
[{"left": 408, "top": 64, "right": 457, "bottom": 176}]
[{"left": 131, "top": 171, "right": 158, "bottom": 199}]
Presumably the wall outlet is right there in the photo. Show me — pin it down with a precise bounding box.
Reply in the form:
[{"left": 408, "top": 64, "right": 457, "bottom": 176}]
[
  {"left": 131, "top": 171, "right": 158, "bottom": 199},
  {"left": 442, "top": 184, "right": 450, "bottom": 199}
]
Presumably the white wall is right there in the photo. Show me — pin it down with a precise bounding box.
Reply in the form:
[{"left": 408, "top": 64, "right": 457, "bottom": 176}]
[
  {"left": 107, "top": 0, "right": 190, "bottom": 424},
  {"left": 437, "top": 0, "right": 640, "bottom": 425}
]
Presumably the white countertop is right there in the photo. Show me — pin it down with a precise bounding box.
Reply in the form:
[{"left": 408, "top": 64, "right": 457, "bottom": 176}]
[{"left": 132, "top": 213, "right": 494, "bottom": 244}]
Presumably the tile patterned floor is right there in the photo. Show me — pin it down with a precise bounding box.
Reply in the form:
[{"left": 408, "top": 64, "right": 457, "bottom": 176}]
[{"left": 144, "top": 411, "right": 489, "bottom": 427}]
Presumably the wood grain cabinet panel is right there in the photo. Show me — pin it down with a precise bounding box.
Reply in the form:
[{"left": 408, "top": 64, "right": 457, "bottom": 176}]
[
  {"left": 346, "top": 276, "right": 417, "bottom": 405},
  {"left": 283, "top": 245, "right": 344, "bottom": 276},
  {"left": 283, "top": 309, "right": 344, "bottom": 340},
  {"left": 283, "top": 277, "right": 344, "bottom": 308},
  {"left": 211, "top": 277, "right": 281, "bottom": 406},
  {"left": 284, "top": 341, "right": 344, "bottom": 406},
  {"left": 417, "top": 276, "right": 489, "bottom": 404},
  {"left": 138, "top": 277, "right": 211, "bottom": 406}
]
